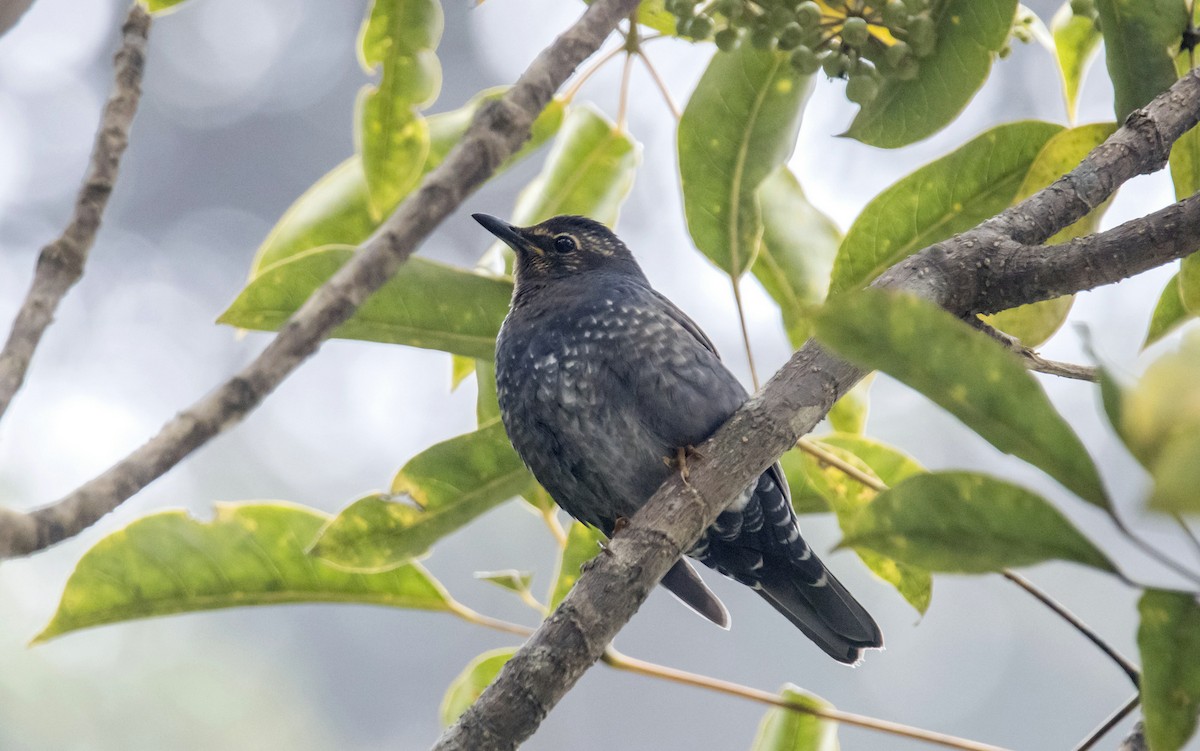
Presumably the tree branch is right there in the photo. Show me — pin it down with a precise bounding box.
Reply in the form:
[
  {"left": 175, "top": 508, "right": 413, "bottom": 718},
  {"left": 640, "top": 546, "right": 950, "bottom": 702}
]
[
  {"left": 0, "top": 0, "right": 641, "bottom": 558},
  {"left": 0, "top": 3, "right": 150, "bottom": 424},
  {"left": 432, "top": 70, "right": 1200, "bottom": 751}
]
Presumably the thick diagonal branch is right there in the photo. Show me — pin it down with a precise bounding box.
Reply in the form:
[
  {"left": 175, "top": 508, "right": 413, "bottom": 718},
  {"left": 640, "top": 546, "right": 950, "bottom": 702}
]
[
  {"left": 0, "top": 0, "right": 640, "bottom": 558},
  {"left": 431, "top": 70, "right": 1200, "bottom": 751},
  {"left": 0, "top": 4, "right": 150, "bottom": 424}
]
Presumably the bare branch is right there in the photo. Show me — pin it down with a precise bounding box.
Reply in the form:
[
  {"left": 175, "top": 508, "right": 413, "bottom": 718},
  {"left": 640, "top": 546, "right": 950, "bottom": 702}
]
[
  {"left": 1072, "top": 695, "right": 1140, "bottom": 751},
  {"left": 432, "top": 70, "right": 1200, "bottom": 751},
  {"left": 0, "top": 3, "right": 150, "bottom": 423},
  {"left": 0, "top": 0, "right": 641, "bottom": 558},
  {"left": 1002, "top": 571, "right": 1140, "bottom": 687}
]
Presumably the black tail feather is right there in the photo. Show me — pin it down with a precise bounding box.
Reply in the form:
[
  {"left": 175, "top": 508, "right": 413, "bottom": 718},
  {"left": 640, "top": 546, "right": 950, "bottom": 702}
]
[
  {"left": 755, "top": 561, "right": 883, "bottom": 664},
  {"left": 660, "top": 557, "right": 730, "bottom": 628}
]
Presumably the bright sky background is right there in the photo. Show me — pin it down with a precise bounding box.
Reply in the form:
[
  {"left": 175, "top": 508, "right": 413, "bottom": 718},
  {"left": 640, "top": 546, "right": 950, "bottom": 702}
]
[{"left": 0, "top": 0, "right": 1193, "bottom": 749}]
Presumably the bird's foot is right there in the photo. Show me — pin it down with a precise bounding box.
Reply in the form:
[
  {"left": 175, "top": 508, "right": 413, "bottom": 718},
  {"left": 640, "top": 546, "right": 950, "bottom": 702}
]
[
  {"left": 597, "top": 517, "right": 630, "bottom": 558},
  {"left": 664, "top": 445, "right": 701, "bottom": 484}
]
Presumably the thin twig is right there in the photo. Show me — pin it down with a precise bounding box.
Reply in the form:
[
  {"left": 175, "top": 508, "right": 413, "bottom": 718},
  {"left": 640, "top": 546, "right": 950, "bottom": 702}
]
[
  {"left": 0, "top": 0, "right": 641, "bottom": 560},
  {"left": 0, "top": 4, "right": 150, "bottom": 424},
  {"left": 1071, "top": 694, "right": 1140, "bottom": 751},
  {"left": 447, "top": 606, "right": 1014, "bottom": 751},
  {"left": 1112, "top": 515, "right": 1200, "bottom": 588},
  {"left": 730, "top": 277, "right": 761, "bottom": 389},
  {"left": 796, "top": 437, "right": 884, "bottom": 491},
  {"left": 541, "top": 507, "right": 569, "bottom": 548},
  {"left": 1021, "top": 350, "right": 1098, "bottom": 381},
  {"left": 561, "top": 38, "right": 626, "bottom": 102},
  {"left": 615, "top": 49, "right": 634, "bottom": 132},
  {"left": 602, "top": 647, "right": 1014, "bottom": 751},
  {"left": 636, "top": 51, "right": 681, "bottom": 120},
  {"left": 1002, "top": 571, "right": 1141, "bottom": 687},
  {"left": 1171, "top": 511, "right": 1200, "bottom": 565}
]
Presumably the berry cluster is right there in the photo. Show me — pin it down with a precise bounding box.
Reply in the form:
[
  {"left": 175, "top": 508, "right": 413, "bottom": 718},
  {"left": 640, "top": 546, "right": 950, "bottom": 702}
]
[{"left": 666, "top": 0, "right": 937, "bottom": 103}]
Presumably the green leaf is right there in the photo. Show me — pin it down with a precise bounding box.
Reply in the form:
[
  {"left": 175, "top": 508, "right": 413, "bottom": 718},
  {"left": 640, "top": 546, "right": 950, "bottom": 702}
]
[
  {"left": 474, "top": 569, "right": 534, "bottom": 594},
  {"left": 1051, "top": 1, "right": 1103, "bottom": 122},
  {"left": 1122, "top": 330, "right": 1200, "bottom": 511},
  {"left": 815, "top": 291, "right": 1111, "bottom": 508},
  {"left": 439, "top": 648, "right": 517, "bottom": 727},
  {"left": 801, "top": 441, "right": 932, "bottom": 613},
  {"left": 1147, "top": 430, "right": 1200, "bottom": 512},
  {"left": 138, "top": 0, "right": 188, "bottom": 12},
  {"left": 1139, "top": 589, "right": 1200, "bottom": 751},
  {"left": 250, "top": 93, "right": 564, "bottom": 277},
  {"left": 983, "top": 122, "right": 1117, "bottom": 345},
  {"left": 845, "top": 0, "right": 1019, "bottom": 148},
  {"left": 482, "top": 105, "right": 639, "bottom": 267},
  {"left": 778, "top": 449, "right": 832, "bottom": 516},
  {"left": 548, "top": 521, "right": 606, "bottom": 610},
  {"left": 827, "top": 376, "right": 871, "bottom": 434},
  {"left": 679, "top": 46, "right": 813, "bottom": 277},
  {"left": 474, "top": 360, "right": 500, "bottom": 424},
  {"left": 753, "top": 167, "right": 842, "bottom": 347},
  {"left": 356, "top": 0, "right": 443, "bottom": 217},
  {"left": 34, "top": 503, "right": 452, "bottom": 642},
  {"left": 511, "top": 105, "right": 638, "bottom": 225},
  {"left": 817, "top": 433, "right": 925, "bottom": 487},
  {"left": 309, "top": 420, "right": 534, "bottom": 571},
  {"left": 221, "top": 246, "right": 513, "bottom": 360},
  {"left": 840, "top": 472, "right": 1117, "bottom": 574},
  {"left": 1183, "top": 255, "right": 1200, "bottom": 314},
  {"left": 1145, "top": 272, "right": 1194, "bottom": 347},
  {"left": 451, "top": 355, "right": 475, "bottom": 391},
  {"left": 749, "top": 685, "right": 839, "bottom": 751},
  {"left": 1095, "top": 0, "right": 1187, "bottom": 122},
  {"left": 830, "top": 121, "right": 1063, "bottom": 295}
]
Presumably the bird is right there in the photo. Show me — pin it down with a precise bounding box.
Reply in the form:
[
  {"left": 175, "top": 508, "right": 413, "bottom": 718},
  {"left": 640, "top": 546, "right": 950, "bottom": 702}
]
[{"left": 473, "top": 212, "right": 883, "bottom": 664}]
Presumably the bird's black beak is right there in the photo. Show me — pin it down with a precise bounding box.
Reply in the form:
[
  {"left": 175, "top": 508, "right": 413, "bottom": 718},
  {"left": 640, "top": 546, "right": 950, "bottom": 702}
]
[{"left": 472, "top": 213, "right": 536, "bottom": 255}]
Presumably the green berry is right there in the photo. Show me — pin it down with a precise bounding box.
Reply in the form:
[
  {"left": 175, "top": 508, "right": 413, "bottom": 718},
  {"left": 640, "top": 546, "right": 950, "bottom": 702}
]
[
  {"left": 884, "top": 40, "right": 911, "bottom": 68},
  {"left": 715, "top": 27, "right": 742, "bottom": 51},
  {"left": 822, "top": 51, "right": 849, "bottom": 78},
  {"left": 790, "top": 45, "right": 821, "bottom": 74},
  {"left": 845, "top": 73, "right": 880, "bottom": 104},
  {"left": 882, "top": 0, "right": 907, "bottom": 27},
  {"left": 795, "top": 1, "right": 821, "bottom": 26},
  {"left": 750, "top": 25, "right": 776, "bottom": 49},
  {"left": 907, "top": 14, "right": 935, "bottom": 56},
  {"left": 892, "top": 54, "right": 919, "bottom": 80},
  {"left": 777, "top": 22, "right": 805, "bottom": 50},
  {"left": 689, "top": 14, "right": 715, "bottom": 38},
  {"left": 840, "top": 16, "right": 870, "bottom": 47}
]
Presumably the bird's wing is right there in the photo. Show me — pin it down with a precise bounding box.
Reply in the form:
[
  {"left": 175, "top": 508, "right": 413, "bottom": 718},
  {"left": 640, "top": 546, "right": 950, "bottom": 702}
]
[
  {"left": 648, "top": 288, "right": 720, "bottom": 357},
  {"left": 622, "top": 286, "right": 748, "bottom": 448}
]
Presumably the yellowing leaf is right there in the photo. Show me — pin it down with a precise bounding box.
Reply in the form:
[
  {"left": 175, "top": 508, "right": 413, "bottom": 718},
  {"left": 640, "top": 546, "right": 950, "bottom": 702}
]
[{"left": 35, "top": 503, "right": 452, "bottom": 642}]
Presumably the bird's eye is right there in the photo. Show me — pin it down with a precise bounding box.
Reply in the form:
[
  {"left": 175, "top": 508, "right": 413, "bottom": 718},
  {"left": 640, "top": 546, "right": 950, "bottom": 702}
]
[{"left": 553, "top": 235, "right": 577, "bottom": 254}]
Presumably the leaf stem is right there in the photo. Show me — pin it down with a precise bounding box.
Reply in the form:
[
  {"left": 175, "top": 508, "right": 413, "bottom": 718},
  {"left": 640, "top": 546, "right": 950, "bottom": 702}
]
[
  {"left": 636, "top": 51, "right": 681, "bottom": 120},
  {"left": 1111, "top": 514, "right": 1200, "bottom": 588},
  {"left": 730, "top": 276, "right": 761, "bottom": 390},
  {"left": 562, "top": 41, "right": 627, "bottom": 102},
  {"left": 447, "top": 600, "right": 537, "bottom": 638},
  {"left": 616, "top": 48, "right": 635, "bottom": 132},
  {"left": 796, "top": 437, "right": 885, "bottom": 491},
  {"left": 1171, "top": 511, "right": 1200, "bottom": 565},
  {"left": 601, "top": 647, "right": 1014, "bottom": 751},
  {"left": 541, "top": 507, "right": 569, "bottom": 548},
  {"left": 450, "top": 603, "right": 1011, "bottom": 750},
  {"left": 1071, "top": 693, "right": 1140, "bottom": 751},
  {"left": 1001, "top": 570, "right": 1141, "bottom": 687}
]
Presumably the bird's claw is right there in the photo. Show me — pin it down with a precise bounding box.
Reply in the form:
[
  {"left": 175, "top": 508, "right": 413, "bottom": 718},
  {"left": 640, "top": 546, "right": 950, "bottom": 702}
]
[{"left": 665, "top": 445, "right": 701, "bottom": 484}]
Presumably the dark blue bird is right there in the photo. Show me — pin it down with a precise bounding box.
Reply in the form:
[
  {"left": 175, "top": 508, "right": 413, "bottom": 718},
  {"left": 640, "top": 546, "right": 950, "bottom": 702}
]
[{"left": 474, "top": 213, "right": 882, "bottom": 663}]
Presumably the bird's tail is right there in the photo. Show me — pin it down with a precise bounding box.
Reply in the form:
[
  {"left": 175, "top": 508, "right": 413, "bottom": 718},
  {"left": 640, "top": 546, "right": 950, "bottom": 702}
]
[
  {"left": 755, "top": 560, "right": 883, "bottom": 665},
  {"left": 660, "top": 557, "right": 730, "bottom": 628}
]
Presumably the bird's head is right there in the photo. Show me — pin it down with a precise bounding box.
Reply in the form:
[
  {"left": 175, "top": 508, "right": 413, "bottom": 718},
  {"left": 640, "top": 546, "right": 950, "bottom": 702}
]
[{"left": 472, "top": 213, "right": 645, "bottom": 284}]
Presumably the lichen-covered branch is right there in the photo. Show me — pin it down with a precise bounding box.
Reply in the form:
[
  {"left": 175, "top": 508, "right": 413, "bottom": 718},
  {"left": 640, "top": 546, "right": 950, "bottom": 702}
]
[
  {"left": 0, "top": 4, "right": 150, "bottom": 424},
  {"left": 0, "top": 0, "right": 641, "bottom": 558},
  {"left": 431, "top": 70, "right": 1200, "bottom": 751}
]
